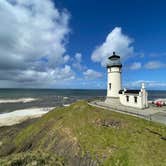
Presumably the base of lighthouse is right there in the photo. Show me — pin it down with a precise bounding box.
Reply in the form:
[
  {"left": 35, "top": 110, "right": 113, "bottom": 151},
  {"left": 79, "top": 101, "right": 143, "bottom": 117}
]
[
  {"left": 105, "top": 83, "right": 149, "bottom": 109},
  {"left": 105, "top": 97, "right": 121, "bottom": 105}
]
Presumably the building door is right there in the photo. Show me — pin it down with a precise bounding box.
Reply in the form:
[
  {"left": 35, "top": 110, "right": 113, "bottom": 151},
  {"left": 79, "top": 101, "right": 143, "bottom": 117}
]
[{"left": 109, "top": 83, "right": 111, "bottom": 89}]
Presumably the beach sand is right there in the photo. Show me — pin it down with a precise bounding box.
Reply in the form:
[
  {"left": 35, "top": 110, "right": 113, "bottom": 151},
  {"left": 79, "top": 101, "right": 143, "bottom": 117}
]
[{"left": 0, "top": 107, "right": 54, "bottom": 127}]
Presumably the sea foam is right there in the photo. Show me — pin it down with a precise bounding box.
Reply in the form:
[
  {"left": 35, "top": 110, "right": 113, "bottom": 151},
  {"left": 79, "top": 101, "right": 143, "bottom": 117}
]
[{"left": 0, "top": 98, "right": 37, "bottom": 104}]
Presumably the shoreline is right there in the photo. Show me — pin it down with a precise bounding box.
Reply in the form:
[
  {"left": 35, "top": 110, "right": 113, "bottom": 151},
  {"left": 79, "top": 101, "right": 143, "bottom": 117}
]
[
  {"left": 0, "top": 107, "right": 55, "bottom": 127},
  {"left": 0, "top": 98, "right": 37, "bottom": 104}
]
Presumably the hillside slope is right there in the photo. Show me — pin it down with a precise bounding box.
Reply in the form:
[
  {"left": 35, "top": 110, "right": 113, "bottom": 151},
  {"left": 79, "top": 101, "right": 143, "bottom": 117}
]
[{"left": 0, "top": 101, "right": 166, "bottom": 166}]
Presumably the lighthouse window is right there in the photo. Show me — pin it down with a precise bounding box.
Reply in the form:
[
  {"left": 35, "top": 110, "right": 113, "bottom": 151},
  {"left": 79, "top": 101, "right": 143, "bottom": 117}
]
[
  {"left": 126, "top": 96, "right": 129, "bottom": 102},
  {"left": 109, "top": 83, "right": 111, "bottom": 89},
  {"left": 134, "top": 96, "right": 137, "bottom": 103}
]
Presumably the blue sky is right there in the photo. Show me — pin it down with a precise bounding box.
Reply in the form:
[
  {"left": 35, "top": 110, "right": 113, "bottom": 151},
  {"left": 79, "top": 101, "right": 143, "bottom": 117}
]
[
  {"left": 56, "top": 0, "right": 166, "bottom": 90},
  {"left": 0, "top": 0, "right": 166, "bottom": 89}
]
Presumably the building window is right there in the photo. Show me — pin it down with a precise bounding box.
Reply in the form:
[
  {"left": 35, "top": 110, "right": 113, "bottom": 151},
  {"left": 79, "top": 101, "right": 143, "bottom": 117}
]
[
  {"left": 109, "top": 83, "right": 111, "bottom": 89},
  {"left": 134, "top": 96, "right": 137, "bottom": 103},
  {"left": 126, "top": 96, "right": 129, "bottom": 102}
]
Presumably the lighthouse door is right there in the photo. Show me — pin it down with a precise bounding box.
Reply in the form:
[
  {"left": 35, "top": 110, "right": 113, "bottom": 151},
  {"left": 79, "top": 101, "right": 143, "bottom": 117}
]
[{"left": 109, "top": 83, "right": 111, "bottom": 89}]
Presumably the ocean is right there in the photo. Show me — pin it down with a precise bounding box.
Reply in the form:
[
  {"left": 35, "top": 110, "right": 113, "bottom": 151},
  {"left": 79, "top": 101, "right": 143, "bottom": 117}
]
[{"left": 0, "top": 89, "right": 165, "bottom": 113}]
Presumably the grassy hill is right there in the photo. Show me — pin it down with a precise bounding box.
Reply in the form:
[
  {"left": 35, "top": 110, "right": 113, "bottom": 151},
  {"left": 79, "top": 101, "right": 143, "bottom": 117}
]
[{"left": 0, "top": 100, "right": 166, "bottom": 166}]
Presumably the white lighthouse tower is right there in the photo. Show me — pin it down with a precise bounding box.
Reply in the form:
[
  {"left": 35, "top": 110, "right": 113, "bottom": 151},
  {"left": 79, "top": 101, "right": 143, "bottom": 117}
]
[{"left": 105, "top": 52, "right": 122, "bottom": 102}]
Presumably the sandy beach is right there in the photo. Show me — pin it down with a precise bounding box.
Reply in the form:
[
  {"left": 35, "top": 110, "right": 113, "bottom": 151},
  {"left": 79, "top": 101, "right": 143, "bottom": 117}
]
[{"left": 0, "top": 107, "right": 54, "bottom": 127}]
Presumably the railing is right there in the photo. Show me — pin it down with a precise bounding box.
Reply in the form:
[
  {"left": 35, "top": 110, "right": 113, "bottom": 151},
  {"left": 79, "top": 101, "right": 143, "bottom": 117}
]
[{"left": 89, "top": 101, "right": 154, "bottom": 122}]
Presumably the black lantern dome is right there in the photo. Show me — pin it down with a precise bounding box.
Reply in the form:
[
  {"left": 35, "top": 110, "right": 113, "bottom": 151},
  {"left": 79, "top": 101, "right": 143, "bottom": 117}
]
[{"left": 107, "top": 52, "right": 122, "bottom": 68}]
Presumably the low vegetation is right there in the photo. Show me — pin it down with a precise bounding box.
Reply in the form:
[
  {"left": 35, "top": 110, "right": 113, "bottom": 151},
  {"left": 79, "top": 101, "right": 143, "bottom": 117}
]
[{"left": 0, "top": 101, "right": 166, "bottom": 166}]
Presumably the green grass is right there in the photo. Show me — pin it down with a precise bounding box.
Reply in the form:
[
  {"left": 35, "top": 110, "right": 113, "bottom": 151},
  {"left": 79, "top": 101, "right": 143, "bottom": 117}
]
[
  {"left": 0, "top": 100, "right": 166, "bottom": 166},
  {"left": 0, "top": 151, "right": 65, "bottom": 166}
]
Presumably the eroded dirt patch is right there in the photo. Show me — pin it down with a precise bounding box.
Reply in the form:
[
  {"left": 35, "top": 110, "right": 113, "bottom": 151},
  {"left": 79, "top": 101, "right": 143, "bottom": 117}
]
[{"left": 94, "top": 118, "right": 122, "bottom": 128}]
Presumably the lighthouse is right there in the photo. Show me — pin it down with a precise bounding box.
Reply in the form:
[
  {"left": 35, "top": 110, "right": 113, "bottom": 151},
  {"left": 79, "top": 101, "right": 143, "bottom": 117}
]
[
  {"left": 104, "top": 52, "right": 148, "bottom": 108},
  {"left": 106, "top": 52, "right": 122, "bottom": 100}
]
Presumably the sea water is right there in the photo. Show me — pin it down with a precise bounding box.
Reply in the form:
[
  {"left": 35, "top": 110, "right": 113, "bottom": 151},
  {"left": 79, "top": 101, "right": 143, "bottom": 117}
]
[
  {"left": 0, "top": 89, "right": 106, "bottom": 113},
  {"left": 0, "top": 89, "right": 165, "bottom": 113}
]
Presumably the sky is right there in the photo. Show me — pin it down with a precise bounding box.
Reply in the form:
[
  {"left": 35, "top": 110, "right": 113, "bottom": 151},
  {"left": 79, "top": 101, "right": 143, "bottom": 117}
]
[{"left": 0, "top": 0, "right": 166, "bottom": 89}]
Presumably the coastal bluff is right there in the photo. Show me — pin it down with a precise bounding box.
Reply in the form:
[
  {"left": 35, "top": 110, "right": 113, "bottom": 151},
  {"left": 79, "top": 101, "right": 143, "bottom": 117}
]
[{"left": 0, "top": 101, "right": 166, "bottom": 165}]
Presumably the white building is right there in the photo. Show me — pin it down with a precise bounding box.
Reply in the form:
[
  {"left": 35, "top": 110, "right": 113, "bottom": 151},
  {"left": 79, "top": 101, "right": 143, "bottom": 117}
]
[{"left": 105, "top": 52, "right": 148, "bottom": 109}]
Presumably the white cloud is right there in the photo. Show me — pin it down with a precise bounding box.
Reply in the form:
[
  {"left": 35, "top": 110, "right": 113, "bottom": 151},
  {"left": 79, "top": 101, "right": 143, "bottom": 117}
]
[
  {"left": 144, "top": 61, "right": 166, "bottom": 69},
  {"left": 91, "top": 27, "right": 134, "bottom": 66},
  {"left": 0, "top": 65, "right": 75, "bottom": 88},
  {"left": 57, "top": 65, "right": 75, "bottom": 80},
  {"left": 83, "top": 69, "right": 102, "bottom": 79},
  {"left": 0, "top": 0, "right": 74, "bottom": 87},
  {"left": 129, "top": 61, "right": 166, "bottom": 70},
  {"left": 63, "top": 55, "right": 70, "bottom": 63},
  {"left": 130, "top": 62, "right": 142, "bottom": 70},
  {"left": 75, "top": 53, "right": 82, "bottom": 62},
  {"left": 125, "top": 80, "right": 166, "bottom": 89},
  {"left": 72, "top": 53, "right": 85, "bottom": 70}
]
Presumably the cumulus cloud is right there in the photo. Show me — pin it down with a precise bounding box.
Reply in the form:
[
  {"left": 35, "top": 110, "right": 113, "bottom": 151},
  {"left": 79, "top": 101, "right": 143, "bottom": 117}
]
[
  {"left": 75, "top": 53, "right": 82, "bottom": 62},
  {"left": 130, "top": 62, "right": 142, "bottom": 70},
  {"left": 72, "top": 53, "right": 85, "bottom": 71},
  {"left": 83, "top": 69, "right": 102, "bottom": 79},
  {"left": 63, "top": 55, "right": 70, "bottom": 63},
  {"left": 0, "top": 0, "right": 74, "bottom": 87},
  {"left": 17, "top": 65, "right": 74, "bottom": 82},
  {"left": 144, "top": 61, "right": 166, "bottom": 69},
  {"left": 91, "top": 27, "right": 134, "bottom": 66}
]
